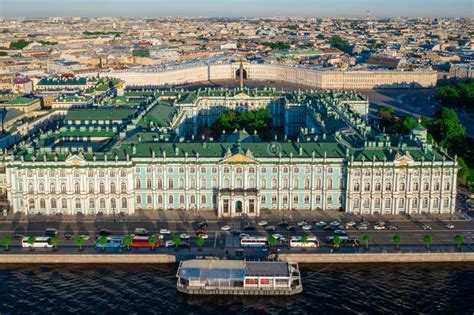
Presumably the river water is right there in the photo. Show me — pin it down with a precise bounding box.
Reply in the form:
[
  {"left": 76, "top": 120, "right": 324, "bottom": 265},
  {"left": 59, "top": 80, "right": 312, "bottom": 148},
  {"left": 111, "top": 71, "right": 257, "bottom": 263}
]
[{"left": 0, "top": 263, "right": 473, "bottom": 314}]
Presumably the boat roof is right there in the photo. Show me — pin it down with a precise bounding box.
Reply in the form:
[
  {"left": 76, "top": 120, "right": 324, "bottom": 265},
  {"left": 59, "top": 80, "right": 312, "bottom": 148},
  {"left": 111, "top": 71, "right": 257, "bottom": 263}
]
[{"left": 178, "top": 260, "right": 290, "bottom": 279}]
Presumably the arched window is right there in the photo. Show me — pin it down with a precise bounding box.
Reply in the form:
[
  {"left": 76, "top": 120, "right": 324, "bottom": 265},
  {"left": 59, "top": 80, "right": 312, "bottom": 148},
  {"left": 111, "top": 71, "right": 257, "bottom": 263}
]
[
  {"left": 293, "top": 195, "right": 299, "bottom": 205},
  {"left": 433, "top": 197, "right": 439, "bottom": 208},
  {"left": 61, "top": 182, "right": 66, "bottom": 193},
  {"left": 51, "top": 198, "right": 57, "bottom": 209},
  {"left": 146, "top": 177, "right": 152, "bottom": 189},
  {"left": 354, "top": 198, "right": 360, "bottom": 208},
  {"left": 375, "top": 198, "right": 381, "bottom": 208},
  {"left": 99, "top": 181, "right": 105, "bottom": 194},
  {"left": 212, "top": 177, "right": 217, "bottom": 188},
  {"left": 157, "top": 177, "right": 163, "bottom": 189},
  {"left": 272, "top": 178, "right": 278, "bottom": 189},
  {"left": 200, "top": 178, "right": 206, "bottom": 189},
  {"left": 384, "top": 198, "right": 391, "bottom": 208},
  {"left": 412, "top": 198, "right": 418, "bottom": 208},
  {"left": 248, "top": 177, "right": 255, "bottom": 188},
  {"left": 293, "top": 178, "right": 299, "bottom": 189},
  {"left": 201, "top": 195, "right": 206, "bottom": 205},
  {"left": 61, "top": 199, "right": 67, "bottom": 209},
  {"left": 121, "top": 182, "right": 127, "bottom": 193},
  {"left": 316, "top": 178, "right": 322, "bottom": 189},
  {"left": 121, "top": 197, "right": 128, "bottom": 209},
  {"left": 236, "top": 167, "right": 242, "bottom": 174},
  {"left": 190, "top": 195, "right": 196, "bottom": 205},
  {"left": 180, "top": 195, "right": 185, "bottom": 204},
  {"left": 75, "top": 198, "right": 81, "bottom": 209},
  {"left": 304, "top": 178, "right": 310, "bottom": 189},
  {"left": 261, "top": 177, "right": 266, "bottom": 189},
  {"left": 236, "top": 177, "right": 243, "bottom": 188},
  {"left": 364, "top": 182, "right": 370, "bottom": 191},
  {"left": 75, "top": 182, "right": 80, "bottom": 194},
  {"left": 423, "top": 182, "right": 429, "bottom": 191},
  {"left": 136, "top": 195, "right": 141, "bottom": 205},
  {"left": 89, "top": 198, "right": 95, "bottom": 209},
  {"left": 168, "top": 195, "right": 174, "bottom": 204},
  {"left": 158, "top": 195, "right": 163, "bottom": 204},
  {"left": 354, "top": 182, "right": 360, "bottom": 191},
  {"left": 399, "top": 198, "right": 405, "bottom": 209},
  {"left": 423, "top": 198, "right": 428, "bottom": 208},
  {"left": 89, "top": 182, "right": 94, "bottom": 193},
  {"left": 375, "top": 182, "right": 381, "bottom": 192},
  {"left": 413, "top": 182, "right": 419, "bottom": 191},
  {"left": 444, "top": 181, "right": 450, "bottom": 191},
  {"left": 400, "top": 183, "right": 405, "bottom": 191},
  {"left": 223, "top": 177, "right": 230, "bottom": 188},
  {"left": 363, "top": 198, "right": 370, "bottom": 208},
  {"left": 111, "top": 198, "right": 117, "bottom": 209},
  {"left": 39, "top": 182, "right": 45, "bottom": 192},
  {"left": 434, "top": 182, "right": 440, "bottom": 191},
  {"left": 135, "top": 178, "right": 141, "bottom": 189},
  {"left": 385, "top": 182, "right": 392, "bottom": 191},
  {"left": 147, "top": 195, "right": 152, "bottom": 205},
  {"left": 110, "top": 181, "right": 116, "bottom": 194},
  {"left": 327, "top": 178, "right": 333, "bottom": 189},
  {"left": 190, "top": 177, "right": 196, "bottom": 189},
  {"left": 168, "top": 178, "right": 174, "bottom": 189},
  {"left": 39, "top": 198, "right": 46, "bottom": 209},
  {"left": 50, "top": 182, "right": 56, "bottom": 193}
]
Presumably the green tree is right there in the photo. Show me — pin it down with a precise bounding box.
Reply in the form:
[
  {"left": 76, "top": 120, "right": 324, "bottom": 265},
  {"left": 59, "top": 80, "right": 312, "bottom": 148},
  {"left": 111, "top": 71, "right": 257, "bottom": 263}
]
[
  {"left": 51, "top": 236, "right": 59, "bottom": 251},
  {"left": 2, "top": 236, "right": 12, "bottom": 251},
  {"left": 195, "top": 236, "right": 204, "bottom": 250},
  {"left": 457, "top": 157, "right": 470, "bottom": 182},
  {"left": 362, "top": 235, "right": 372, "bottom": 250},
  {"left": 27, "top": 236, "right": 36, "bottom": 250},
  {"left": 75, "top": 236, "right": 85, "bottom": 251},
  {"left": 395, "top": 116, "right": 418, "bottom": 134},
  {"left": 300, "top": 235, "right": 309, "bottom": 250},
  {"left": 123, "top": 235, "right": 133, "bottom": 251},
  {"left": 423, "top": 235, "right": 433, "bottom": 251},
  {"left": 172, "top": 234, "right": 181, "bottom": 248},
  {"left": 332, "top": 236, "right": 342, "bottom": 248},
  {"left": 393, "top": 234, "right": 401, "bottom": 250},
  {"left": 454, "top": 234, "right": 465, "bottom": 251},
  {"left": 377, "top": 106, "right": 395, "bottom": 121},
  {"left": 267, "top": 235, "right": 277, "bottom": 248},
  {"left": 430, "top": 108, "right": 465, "bottom": 149},
  {"left": 148, "top": 236, "right": 158, "bottom": 250},
  {"left": 98, "top": 236, "right": 108, "bottom": 250},
  {"left": 10, "top": 40, "right": 31, "bottom": 50}
]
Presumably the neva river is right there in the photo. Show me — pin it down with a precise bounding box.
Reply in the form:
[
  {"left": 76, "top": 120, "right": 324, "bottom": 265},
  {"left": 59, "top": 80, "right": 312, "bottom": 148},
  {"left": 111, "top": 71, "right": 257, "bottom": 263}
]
[{"left": 0, "top": 263, "right": 473, "bottom": 314}]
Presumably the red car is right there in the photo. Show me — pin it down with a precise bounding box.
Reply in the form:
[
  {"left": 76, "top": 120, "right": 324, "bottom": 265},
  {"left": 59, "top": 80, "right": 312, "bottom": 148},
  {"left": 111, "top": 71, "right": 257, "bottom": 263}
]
[{"left": 131, "top": 236, "right": 158, "bottom": 248}]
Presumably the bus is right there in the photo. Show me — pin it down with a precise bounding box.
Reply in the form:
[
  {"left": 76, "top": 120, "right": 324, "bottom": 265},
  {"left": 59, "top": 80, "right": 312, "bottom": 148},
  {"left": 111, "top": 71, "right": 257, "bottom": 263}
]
[
  {"left": 131, "top": 236, "right": 157, "bottom": 248},
  {"left": 326, "top": 236, "right": 359, "bottom": 247},
  {"left": 95, "top": 236, "right": 124, "bottom": 249},
  {"left": 240, "top": 236, "right": 268, "bottom": 248},
  {"left": 22, "top": 237, "right": 53, "bottom": 248},
  {"left": 289, "top": 236, "right": 319, "bottom": 248}
]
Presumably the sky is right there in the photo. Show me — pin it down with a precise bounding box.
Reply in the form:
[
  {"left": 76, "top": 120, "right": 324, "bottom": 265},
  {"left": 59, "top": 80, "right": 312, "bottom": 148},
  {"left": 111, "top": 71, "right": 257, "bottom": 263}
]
[{"left": 0, "top": 0, "right": 472, "bottom": 18}]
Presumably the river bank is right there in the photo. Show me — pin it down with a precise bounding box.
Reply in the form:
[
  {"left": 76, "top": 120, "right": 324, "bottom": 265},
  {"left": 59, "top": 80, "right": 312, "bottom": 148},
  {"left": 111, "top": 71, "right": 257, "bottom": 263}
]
[{"left": 1, "top": 252, "right": 473, "bottom": 264}]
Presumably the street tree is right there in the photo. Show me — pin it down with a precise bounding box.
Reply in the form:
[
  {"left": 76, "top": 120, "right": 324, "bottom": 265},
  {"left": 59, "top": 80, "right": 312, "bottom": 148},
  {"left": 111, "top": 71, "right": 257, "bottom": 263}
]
[
  {"left": 362, "top": 235, "right": 372, "bottom": 250},
  {"left": 75, "top": 236, "right": 85, "bottom": 251},
  {"left": 123, "top": 235, "right": 133, "bottom": 251},
  {"left": 267, "top": 235, "right": 277, "bottom": 248},
  {"left": 454, "top": 235, "right": 465, "bottom": 251},
  {"left": 332, "top": 236, "right": 342, "bottom": 249},
  {"left": 393, "top": 234, "right": 402, "bottom": 250},
  {"left": 27, "top": 236, "right": 36, "bottom": 251},
  {"left": 51, "top": 236, "right": 59, "bottom": 251},
  {"left": 423, "top": 235, "right": 433, "bottom": 251},
  {"left": 148, "top": 236, "right": 158, "bottom": 250},
  {"left": 98, "top": 236, "right": 108, "bottom": 250},
  {"left": 172, "top": 235, "right": 181, "bottom": 248},
  {"left": 195, "top": 236, "right": 204, "bottom": 250},
  {"left": 2, "top": 236, "right": 12, "bottom": 251}
]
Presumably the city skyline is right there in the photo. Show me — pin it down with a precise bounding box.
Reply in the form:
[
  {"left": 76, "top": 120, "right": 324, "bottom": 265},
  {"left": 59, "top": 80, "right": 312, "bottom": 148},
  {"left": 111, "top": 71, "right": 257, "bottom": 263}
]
[{"left": 1, "top": 0, "right": 472, "bottom": 18}]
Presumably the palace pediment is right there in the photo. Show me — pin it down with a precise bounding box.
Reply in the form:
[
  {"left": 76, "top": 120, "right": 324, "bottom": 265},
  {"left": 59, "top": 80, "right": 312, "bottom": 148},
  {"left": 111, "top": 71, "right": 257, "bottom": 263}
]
[
  {"left": 220, "top": 152, "right": 257, "bottom": 164},
  {"left": 65, "top": 154, "right": 86, "bottom": 166}
]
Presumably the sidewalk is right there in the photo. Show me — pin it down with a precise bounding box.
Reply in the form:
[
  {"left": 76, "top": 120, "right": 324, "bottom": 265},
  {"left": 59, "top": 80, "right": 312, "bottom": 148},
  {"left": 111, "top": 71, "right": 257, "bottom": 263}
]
[{"left": 1, "top": 208, "right": 471, "bottom": 224}]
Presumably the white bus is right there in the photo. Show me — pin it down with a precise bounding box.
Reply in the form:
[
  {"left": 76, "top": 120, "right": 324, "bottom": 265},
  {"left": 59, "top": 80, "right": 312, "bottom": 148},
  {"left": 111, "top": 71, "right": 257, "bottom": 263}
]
[
  {"left": 22, "top": 237, "right": 53, "bottom": 248},
  {"left": 289, "top": 236, "right": 319, "bottom": 248},
  {"left": 240, "top": 236, "right": 268, "bottom": 248}
]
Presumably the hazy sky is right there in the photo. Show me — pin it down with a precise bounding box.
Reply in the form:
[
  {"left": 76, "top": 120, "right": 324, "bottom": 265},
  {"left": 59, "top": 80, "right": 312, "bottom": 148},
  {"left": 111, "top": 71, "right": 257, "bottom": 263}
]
[{"left": 1, "top": 0, "right": 472, "bottom": 18}]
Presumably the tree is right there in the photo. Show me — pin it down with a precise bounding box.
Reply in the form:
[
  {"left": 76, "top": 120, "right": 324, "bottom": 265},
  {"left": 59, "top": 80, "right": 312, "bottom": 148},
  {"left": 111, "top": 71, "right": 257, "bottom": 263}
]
[
  {"left": 362, "top": 235, "right": 372, "bottom": 250},
  {"left": 148, "top": 236, "right": 158, "bottom": 250},
  {"left": 75, "top": 236, "right": 85, "bottom": 251},
  {"left": 123, "top": 235, "right": 133, "bottom": 251},
  {"left": 300, "top": 235, "right": 309, "bottom": 250},
  {"left": 423, "top": 235, "right": 433, "bottom": 251},
  {"left": 267, "top": 235, "right": 277, "bottom": 248},
  {"left": 430, "top": 108, "right": 465, "bottom": 149},
  {"left": 395, "top": 116, "right": 418, "bottom": 134},
  {"left": 393, "top": 234, "right": 401, "bottom": 250},
  {"left": 332, "top": 236, "right": 342, "bottom": 248},
  {"left": 51, "top": 236, "right": 59, "bottom": 251},
  {"left": 27, "top": 236, "right": 36, "bottom": 250},
  {"left": 172, "top": 235, "right": 181, "bottom": 248},
  {"left": 2, "top": 236, "right": 12, "bottom": 251},
  {"left": 457, "top": 157, "right": 470, "bottom": 183},
  {"left": 98, "top": 236, "right": 108, "bottom": 250},
  {"left": 377, "top": 106, "right": 395, "bottom": 121},
  {"left": 195, "top": 236, "right": 204, "bottom": 250},
  {"left": 454, "top": 234, "right": 465, "bottom": 251}
]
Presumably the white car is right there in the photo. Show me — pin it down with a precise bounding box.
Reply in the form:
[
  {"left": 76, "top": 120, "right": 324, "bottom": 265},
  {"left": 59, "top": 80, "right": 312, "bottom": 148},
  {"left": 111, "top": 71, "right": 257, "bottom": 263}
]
[
  {"left": 422, "top": 225, "right": 432, "bottom": 230},
  {"left": 446, "top": 224, "right": 455, "bottom": 229},
  {"left": 272, "top": 233, "right": 285, "bottom": 241},
  {"left": 179, "top": 233, "right": 190, "bottom": 240},
  {"left": 357, "top": 225, "right": 368, "bottom": 230},
  {"left": 220, "top": 225, "right": 231, "bottom": 231},
  {"left": 159, "top": 229, "right": 171, "bottom": 235},
  {"left": 316, "top": 221, "right": 326, "bottom": 227},
  {"left": 258, "top": 221, "right": 268, "bottom": 226},
  {"left": 345, "top": 221, "right": 356, "bottom": 227},
  {"left": 297, "top": 221, "right": 307, "bottom": 227},
  {"left": 302, "top": 224, "right": 312, "bottom": 231},
  {"left": 165, "top": 240, "right": 174, "bottom": 247},
  {"left": 78, "top": 235, "right": 90, "bottom": 241},
  {"left": 373, "top": 225, "right": 385, "bottom": 230}
]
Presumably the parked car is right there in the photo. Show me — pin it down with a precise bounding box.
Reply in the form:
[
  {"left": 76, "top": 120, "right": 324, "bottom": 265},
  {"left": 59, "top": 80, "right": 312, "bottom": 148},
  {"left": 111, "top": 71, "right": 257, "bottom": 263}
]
[
  {"left": 422, "top": 225, "right": 432, "bottom": 230},
  {"left": 345, "top": 221, "right": 356, "bottom": 227},
  {"left": 179, "top": 233, "right": 190, "bottom": 240},
  {"left": 446, "top": 224, "right": 455, "bottom": 229},
  {"left": 64, "top": 233, "right": 73, "bottom": 240},
  {"left": 388, "top": 225, "right": 399, "bottom": 230},
  {"left": 165, "top": 240, "right": 174, "bottom": 247},
  {"left": 44, "top": 228, "right": 58, "bottom": 237},
  {"left": 13, "top": 234, "right": 24, "bottom": 240},
  {"left": 196, "top": 231, "right": 208, "bottom": 239},
  {"left": 278, "top": 220, "right": 289, "bottom": 227},
  {"left": 302, "top": 224, "right": 312, "bottom": 231},
  {"left": 159, "top": 229, "right": 171, "bottom": 235},
  {"left": 196, "top": 221, "right": 208, "bottom": 229},
  {"left": 265, "top": 225, "right": 276, "bottom": 232},
  {"left": 334, "top": 229, "right": 347, "bottom": 236},
  {"left": 315, "top": 221, "right": 327, "bottom": 228},
  {"left": 239, "top": 233, "right": 250, "bottom": 239},
  {"left": 258, "top": 221, "right": 268, "bottom": 226},
  {"left": 297, "top": 220, "right": 307, "bottom": 227},
  {"left": 357, "top": 225, "right": 368, "bottom": 231},
  {"left": 373, "top": 225, "right": 385, "bottom": 230},
  {"left": 220, "top": 225, "right": 231, "bottom": 231},
  {"left": 134, "top": 228, "right": 148, "bottom": 236},
  {"left": 78, "top": 235, "right": 90, "bottom": 241},
  {"left": 98, "top": 229, "right": 112, "bottom": 237},
  {"left": 330, "top": 221, "right": 341, "bottom": 228}
]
